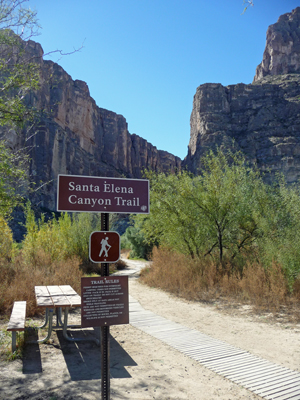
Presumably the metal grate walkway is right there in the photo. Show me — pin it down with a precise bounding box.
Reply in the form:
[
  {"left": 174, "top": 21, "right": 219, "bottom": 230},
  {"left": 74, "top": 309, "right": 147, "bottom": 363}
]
[{"left": 129, "top": 296, "right": 300, "bottom": 400}]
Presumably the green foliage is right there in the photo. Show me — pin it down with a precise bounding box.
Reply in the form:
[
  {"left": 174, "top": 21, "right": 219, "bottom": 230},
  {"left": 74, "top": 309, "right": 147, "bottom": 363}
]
[
  {"left": 0, "top": 1, "right": 41, "bottom": 218},
  {"left": 67, "top": 213, "right": 102, "bottom": 265},
  {"left": 0, "top": 1, "right": 40, "bottom": 126},
  {"left": 0, "top": 214, "right": 13, "bottom": 259},
  {"left": 134, "top": 170, "right": 200, "bottom": 258},
  {"left": 122, "top": 224, "right": 152, "bottom": 259},
  {"left": 120, "top": 230, "right": 131, "bottom": 250},
  {"left": 187, "top": 150, "right": 267, "bottom": 268},
  {"left": 136, "top": 150, "right": 266, "bottom": 269},
  {"left": 22, "top": 203, "right": 102, "bottom": 266},
  {"left": 132, "top": 149, "right": 300, "bottom": 288},
  {"left": 21, "top": 201, "right": 38, "bottom": 262},
  {"left": 0, "top": 140, "right": 28, "bottom": 218},
  {"left": 257, "top": 181, "right": 300, "bottom": 289}
]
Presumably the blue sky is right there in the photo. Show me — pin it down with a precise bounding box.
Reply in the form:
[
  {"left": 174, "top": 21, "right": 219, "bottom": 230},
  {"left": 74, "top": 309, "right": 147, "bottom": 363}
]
[{"left": 27, "top": 1, "right": 300, "bottom": 160}]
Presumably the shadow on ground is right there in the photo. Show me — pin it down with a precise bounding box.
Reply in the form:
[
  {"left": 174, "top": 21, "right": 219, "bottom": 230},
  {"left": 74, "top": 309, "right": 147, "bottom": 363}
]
[
  {"left": 23, "top": 327, "right": 137, "bottom": 381},
  {"left": 22, "top": 328, "right": 42, "bottom": 374}
]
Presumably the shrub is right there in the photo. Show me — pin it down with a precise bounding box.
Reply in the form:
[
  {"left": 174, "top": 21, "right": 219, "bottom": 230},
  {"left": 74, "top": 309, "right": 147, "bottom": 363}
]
[
  {"left": 0, "top": 251, "right": 82, "bottom": 317},
  {"left": 122, "top": 225, "right": 152, "bottom": 259},
  {"left": 21, "top": 203, "right": 102, "bottom": 271},
  {"left": 114, "top": 259, "right": 127, "bottom": 270},
  {"left": 0, "top": 216, "right": 13, "bottom": 260},
  {"left": 140, "top": 246, "right": 298, "bottom": 315}
]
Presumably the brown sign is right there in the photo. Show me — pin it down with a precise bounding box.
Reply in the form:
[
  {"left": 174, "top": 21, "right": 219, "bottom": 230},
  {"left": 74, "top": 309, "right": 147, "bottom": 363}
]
[
  {"left": 81, "top": 276, "right": 129, "bottom": 327},
  {"left": 57, "top": 174, "right": 149, "bottom": 214},
  {"left": 89, "top": 231, "right": 120, "bottom": 263}
]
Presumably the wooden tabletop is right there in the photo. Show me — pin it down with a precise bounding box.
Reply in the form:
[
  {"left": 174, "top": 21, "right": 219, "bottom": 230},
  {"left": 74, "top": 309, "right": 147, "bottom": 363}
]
[{"left": 35, "top": 285, "right": 81, "bottom": 308}]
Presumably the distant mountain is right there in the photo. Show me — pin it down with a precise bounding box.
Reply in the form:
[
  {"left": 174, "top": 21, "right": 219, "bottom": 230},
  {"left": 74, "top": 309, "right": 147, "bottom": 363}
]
[
  {"left": 4, "top": 35, "right": 181, "bottom": 214},
  {"left": 183, "top": 7, "right": 300, "bottom": 184},
  {"left": 4, "top": 7, "right": 300, "bottom": 240}
]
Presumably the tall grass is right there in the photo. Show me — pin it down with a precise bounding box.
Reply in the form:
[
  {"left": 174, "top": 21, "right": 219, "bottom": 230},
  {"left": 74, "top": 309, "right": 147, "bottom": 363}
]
[
  {"left": 140, "top": 247, "right": 300, "bottom": 317},
  {"left": 0, "top": 205, "right": 101, "bottom": 317},
  {"left": 22, "top": 203, "right": 102, "bottom": 270},
  {"left": 2, "top": 200, "right": 300, "bottom": 321},
  {"left": 0, "top": 251, "right": 82, "bottom": 317},
  {"left": 0, "top": 216, "right": 13, "bottom": 260}
]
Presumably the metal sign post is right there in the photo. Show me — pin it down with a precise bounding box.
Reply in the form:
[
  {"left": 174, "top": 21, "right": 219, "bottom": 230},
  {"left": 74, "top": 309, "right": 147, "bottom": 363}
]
[
  {"left": 56, "top": 174, "right": 149, "bottom": 400},
  {"left": 101, "top": 212, "right": 110, "bottom": 400}
]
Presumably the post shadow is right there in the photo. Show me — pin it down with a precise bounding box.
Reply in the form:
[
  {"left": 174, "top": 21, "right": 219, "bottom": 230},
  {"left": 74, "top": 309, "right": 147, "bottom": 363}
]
[
  {"left": 56, "top": 328, "right": 137, "bottom": 381},
  {"left": 109, "top": 334, "right": 137, "bottom": 379}
]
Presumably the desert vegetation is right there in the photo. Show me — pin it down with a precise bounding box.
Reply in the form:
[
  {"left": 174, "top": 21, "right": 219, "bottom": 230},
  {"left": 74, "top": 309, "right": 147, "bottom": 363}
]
[
  {"left": 0, "top": 206, "right": 119, "bottom": 317},
  {"left": 1, "top": 148, "right": 300, "bottom": 322},
  {"left": 0, "top": 1, "right": 299, "bottom": 328},
  {"left": 126, "top": 149, "right": 300, "bottom": 319}
]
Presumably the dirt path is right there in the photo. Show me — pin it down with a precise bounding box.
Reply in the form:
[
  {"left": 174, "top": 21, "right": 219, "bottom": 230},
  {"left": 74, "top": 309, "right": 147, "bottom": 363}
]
[{"left": 0, "top": 261, "right": 299, "bottom": 399}]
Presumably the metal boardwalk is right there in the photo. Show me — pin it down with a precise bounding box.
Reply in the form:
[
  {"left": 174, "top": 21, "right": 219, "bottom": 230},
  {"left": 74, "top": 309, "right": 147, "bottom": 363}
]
[{"left": 129, "top": 296, "right": 300, "bottom": 400}]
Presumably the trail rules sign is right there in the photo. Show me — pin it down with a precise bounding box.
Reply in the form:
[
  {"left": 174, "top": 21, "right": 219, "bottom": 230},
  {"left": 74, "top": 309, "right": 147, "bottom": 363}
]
[{"left": 81, "top": 276, "right": 129, "bottom": 328}]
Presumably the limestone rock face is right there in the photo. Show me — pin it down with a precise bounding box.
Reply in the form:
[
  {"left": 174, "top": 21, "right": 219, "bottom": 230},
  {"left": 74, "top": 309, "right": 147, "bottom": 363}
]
[
  {"left": 184, "top": 8, "right": 300, "bottom": 184},
  {"left": 254, "top": 7, "right": 300, "bottom": 82},
  {"left": 7, "top": 42, "right": 181, "bottom": 211},
  {"left": 183, "top": 74, "right": 300, "bottom": 183}
]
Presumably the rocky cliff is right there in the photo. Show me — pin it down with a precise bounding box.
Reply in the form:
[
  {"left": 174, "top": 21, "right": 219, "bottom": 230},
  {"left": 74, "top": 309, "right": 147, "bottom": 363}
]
[
  {"left": 5, "top": 5, "right": 300, "bottom": 227},
  {"left": 183, "top": 7, "right": 300, "bottom": 184},
  {"left": 5, "top": 37, "right": 181, "bottom": 212},
  {"left": 254, "top": 7, "right": 300, "bottom": 82}
]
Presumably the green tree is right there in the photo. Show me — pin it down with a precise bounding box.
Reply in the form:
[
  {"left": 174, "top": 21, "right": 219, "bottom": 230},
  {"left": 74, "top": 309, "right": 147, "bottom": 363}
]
[
  {"left": 22, "top": 204, "right": 102, "bottom": 266},
  {"left": 134, "top": 170, "right": 201, "bottom": 259},
  {"left": 0, "top": 213, "right": 13, "bottom": 259},
  {"left": 0, "top": 0, "right": 40, "bottom": 126},
  {"left": 0, "top": 140, "right": 28, "bottom": 217},
  {"left": 122, "top": 224, "right": 152, "bottom": 259},
  {"left": 187, "top": 150, "right": 266, "bottom": 268},
  {"left": 0, "top": 1, "right": 82, "bottom": 219},
  {"left": 135, "top": 150, "right": 268, "bottom": 272},
  {"left": 0, "top": 1, "right": 40, "bottom": 218},
  {"left": 257, "top": 180, "right": 300, "bottom": 288}
]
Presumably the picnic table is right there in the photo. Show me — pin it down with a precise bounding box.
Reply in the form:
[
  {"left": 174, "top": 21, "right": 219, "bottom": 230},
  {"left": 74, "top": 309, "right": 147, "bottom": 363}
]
[{"left": 32, "top": 285, "right": 99, "bottom": 346}]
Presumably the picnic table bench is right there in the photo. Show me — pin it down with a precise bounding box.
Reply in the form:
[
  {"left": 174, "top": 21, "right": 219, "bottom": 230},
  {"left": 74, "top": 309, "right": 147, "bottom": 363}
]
[
  {"left": 32, "top": 285, "right": 99, "bottom": 346},
  {"left": 7, "top": 301, "right": 27, "bottom": 352},
  {"left": 6, "top": 285, "right": 100, "bottom": 351}
]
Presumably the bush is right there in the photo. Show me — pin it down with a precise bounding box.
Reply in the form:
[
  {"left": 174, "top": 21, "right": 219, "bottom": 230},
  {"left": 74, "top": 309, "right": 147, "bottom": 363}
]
[
  {"left": 140, "top": 247, "right": 299, "bottom": 315},
  {"left": 0, "top": 251, "right": 82, "bottom": 317},
  {"left": 114, "top": 259, "right": 127, "bottom": 270},
  {"left": 21, "top": 203, "right": 102, "bottom": 271},
  {"left": 0, "top": 216, "right": 13, "bottom": 260},
  {"left": 122, "top": 225, "right": 152, "bottom": 259}
]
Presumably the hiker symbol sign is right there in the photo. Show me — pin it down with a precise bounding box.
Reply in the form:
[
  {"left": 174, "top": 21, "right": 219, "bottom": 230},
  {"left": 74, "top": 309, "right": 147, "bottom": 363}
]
[{"left": 89, "top": 231, "right": 120, "bottom": 263}]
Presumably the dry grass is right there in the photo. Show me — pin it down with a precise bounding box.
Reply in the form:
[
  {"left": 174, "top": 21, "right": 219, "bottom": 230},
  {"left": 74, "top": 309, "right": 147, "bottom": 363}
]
[
  {"left": 114, "top": 259, "right": 127, "bottom": 270},
  {"left": 140, "top": 247, "right": 300, "bottom": 322},
  {"left": 0, "top": 250, "right": 82, "bottom": 318}
]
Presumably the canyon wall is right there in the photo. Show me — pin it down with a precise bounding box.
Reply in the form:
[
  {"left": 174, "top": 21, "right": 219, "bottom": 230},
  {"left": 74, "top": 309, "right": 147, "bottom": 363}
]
[
  {"left": 6, "top": 38, "right": 181, "bottom": 212},
  {"left": 183, "top": 7, "right": 300, "bottom": 184},
  {"left": 5, "top": 6, "right": 300, "bottom": 239}
]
